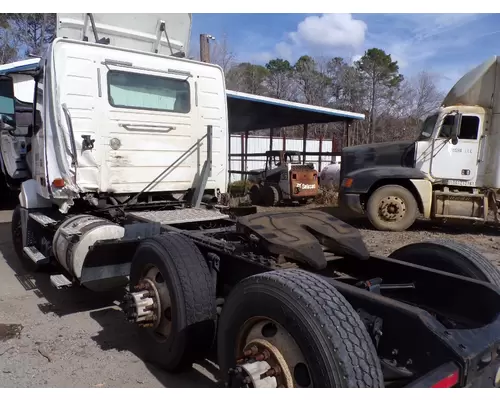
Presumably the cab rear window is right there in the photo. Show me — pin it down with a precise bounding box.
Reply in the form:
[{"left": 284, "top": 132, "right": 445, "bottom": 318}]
[{"left": 107, "top": 70, "right": 190, "bottom": 113}]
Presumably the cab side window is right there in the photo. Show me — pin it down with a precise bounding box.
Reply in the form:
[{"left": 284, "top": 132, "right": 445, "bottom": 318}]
[
  {"left": 459, "top": 116, "right": 479, "bottom": 140},
  {"left": 438, "top": 115, "right": 479, "bottom": 140}
]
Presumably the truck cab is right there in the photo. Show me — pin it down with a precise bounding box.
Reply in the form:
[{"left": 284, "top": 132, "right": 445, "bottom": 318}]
[{"left": 339, "top": 55, "right": 500, "bottom": 231}]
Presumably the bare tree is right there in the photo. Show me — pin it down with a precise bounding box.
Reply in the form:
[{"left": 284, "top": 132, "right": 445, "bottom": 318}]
[
  {"left": 210, "top": 33, "right": 235, "bottom": 75},
  {"left": 5, "top": 13, "right": 56, "bottom": 56},
  {"left": 0, "top": 28, "right": 18, "bottom": 64},
  {"left": 408, "top": 71, "right": 444, "bottom": 120}
]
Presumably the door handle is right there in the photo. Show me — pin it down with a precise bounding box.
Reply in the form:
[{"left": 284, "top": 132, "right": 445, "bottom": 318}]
[{"left": 119, "top": 123, "right": 176, "bottom": 131}]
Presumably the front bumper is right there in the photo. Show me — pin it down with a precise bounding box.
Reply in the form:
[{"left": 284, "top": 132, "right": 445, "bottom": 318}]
[{"left": 339, "top": 191, "right": 364, "bottom": 215}]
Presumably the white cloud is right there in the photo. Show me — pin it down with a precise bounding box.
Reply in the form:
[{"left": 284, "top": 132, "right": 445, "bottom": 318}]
[
  {"left": 263, "top": 13, "right": 367, "bottom": 63},
  {"left": 288, "top": 13, "right": 367, "bottom": 49},
  {"left": 275, "top": 42, "right": 293, "bottom": 60},
  {"left": 364, "top": 14, "right": 488, "bottom": 73}
]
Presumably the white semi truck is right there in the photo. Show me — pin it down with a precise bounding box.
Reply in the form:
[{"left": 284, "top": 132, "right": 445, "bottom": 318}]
[
  {"left": 2, "top": 14, "right": 500, "bottom": 388},
  {"left": 340, "top": 56, "right": 500, "bottom": 231}
]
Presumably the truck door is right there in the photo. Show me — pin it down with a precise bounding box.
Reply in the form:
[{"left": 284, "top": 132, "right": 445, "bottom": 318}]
[{"left": 429, "top": 114, "right": 481, "bottom": 181}]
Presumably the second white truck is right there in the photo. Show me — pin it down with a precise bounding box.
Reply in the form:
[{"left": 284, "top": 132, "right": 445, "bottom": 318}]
[{"left": 340, "top": 55, "right": 500, "bottom": 231}]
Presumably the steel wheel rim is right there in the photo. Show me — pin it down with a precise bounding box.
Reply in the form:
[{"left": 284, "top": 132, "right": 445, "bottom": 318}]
[
  {"left": 140, "top": 264, "right": 173, "bottom": 342},
  {"left": 378, "top": 195, "right": 406, "bottom": 222},
  {"left": 233, "top": 316, "right": 312, "bottom": 388}
]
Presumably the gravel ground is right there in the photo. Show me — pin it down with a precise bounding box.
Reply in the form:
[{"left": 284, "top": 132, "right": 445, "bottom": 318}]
[{"left": 0, "top": 206, "right": 499, "bottom": 388}]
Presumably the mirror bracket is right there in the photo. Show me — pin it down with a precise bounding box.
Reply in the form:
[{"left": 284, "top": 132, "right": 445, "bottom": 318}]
[{"left": 450, "top": 110, "right": 462, "bottom": 145}]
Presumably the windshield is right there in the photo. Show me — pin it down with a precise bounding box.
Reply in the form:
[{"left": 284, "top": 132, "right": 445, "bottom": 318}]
[{"left": 417, "top": 113, "right": 438, "bottom": 141}]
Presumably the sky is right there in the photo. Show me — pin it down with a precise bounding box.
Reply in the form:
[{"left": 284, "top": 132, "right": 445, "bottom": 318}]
[{"left": 190, "top": 13, "right": 500, "bottom": 92}]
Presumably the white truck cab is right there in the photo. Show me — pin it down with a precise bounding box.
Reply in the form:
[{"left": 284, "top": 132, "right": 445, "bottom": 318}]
[
  {"left": 340, "top": 55, "right": 500, "bottom": 231},
  {"left": 0, "top": 13, "right": 231, "bottom": 291},
  {"left": 1, "top": 13, "right": 227, "bottom": 214}
]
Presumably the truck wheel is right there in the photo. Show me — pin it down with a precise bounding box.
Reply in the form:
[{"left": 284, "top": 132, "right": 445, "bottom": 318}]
[
  {"left": 11, "top": 206, "right": 39, "bottom": 272},
  {"left": 217, "top": 269, "right": 383, "bottom": 388},
  {"left": 128, "top": 232, "right": 217, "bottom": 372},
  {"left": 389, "top": 239, "right": 500, "bottom": 287},
  {"left": 366, "top": 185, "right": 418, "bottom": 231},
  {"left": 249, "top": 185, "right": 262, "bottom": 205},
  {"left": 262, "top": 185, "right": 280, "bottom": 207}
]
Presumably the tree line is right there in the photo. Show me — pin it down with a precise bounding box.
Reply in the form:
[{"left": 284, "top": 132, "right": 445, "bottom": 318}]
[
  {"left": 0, "top": 14, "right": 445, "bottom": 146},
  {"left": 209, "top": 35, "right": 445, "bottom": 145}
]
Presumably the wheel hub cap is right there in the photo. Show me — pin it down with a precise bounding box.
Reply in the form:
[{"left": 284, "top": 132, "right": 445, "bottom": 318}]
[
  {"left": 121, "top": 266, "right": 172, "bottom": 338},
  {"left": 379, "top": 196, "right": 406, "bottom": 221}
]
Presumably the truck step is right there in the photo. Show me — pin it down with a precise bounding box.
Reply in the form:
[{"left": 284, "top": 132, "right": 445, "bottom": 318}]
[
  {"left": 50, "top": 274, "right": 73, "bottom": 289},
  {"left": 23, "top": 246, "right": 50, "bottom": 265},
  {"left": 130, "top": 208, "right": 230, "bottom": 225},
  {"left": 29, "top": 212, "right": 58, "bottom": 227}
]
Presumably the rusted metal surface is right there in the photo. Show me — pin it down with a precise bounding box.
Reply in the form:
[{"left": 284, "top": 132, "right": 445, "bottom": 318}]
[
  {"left": 290, "top": 164, "right": 318, "bottom": 199},
  {"left": 236, "top": 210, "right": 369, "bottom": 270}
]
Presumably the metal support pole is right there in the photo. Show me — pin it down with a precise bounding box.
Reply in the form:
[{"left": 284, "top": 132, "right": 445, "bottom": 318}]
[
  {"left": 269, "top": 128, "right": 274, "bottom": 151},
  {"left": 343, "top": 121, "right": 349, "bottom": 149},
  {"left": 240, "top": 133, "right": 245, "bottom": 181},
  {"left": 302, "top": 124, "right": 308, "bottom": 164},
  {"left": 191, "top": 125, "right": 213, "bottom": 208},
  {"left": 319, "top": 136, "right": 323, "bottom": 171},
  {"left": 244, "top": 130, "right": 249, "bottom": 171}
]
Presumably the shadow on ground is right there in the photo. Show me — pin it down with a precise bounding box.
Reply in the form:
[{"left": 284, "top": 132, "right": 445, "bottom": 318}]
[{"left": 0, "top": 220, "right": 219, "bottom": 388}]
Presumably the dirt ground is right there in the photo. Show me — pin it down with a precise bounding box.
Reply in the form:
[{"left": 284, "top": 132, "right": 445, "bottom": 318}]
[{"left": 0, "top": 205, "right": 499, "bottom": 388}]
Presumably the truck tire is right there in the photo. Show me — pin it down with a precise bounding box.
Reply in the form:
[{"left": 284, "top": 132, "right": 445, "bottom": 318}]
[
  {"left": 389, "top": 239, "right": 500, "bottom": 288},
  {"left": 249, "top": 185, "right": 262, "bottom": 205},
  {"left": 129, "top": 232, "right": 217, "bottom": 372},
  {"left": 366, "top": 185, "right": 418, "bottom": 231},
  {"left": 11, "top": 205, "right": 39, "bottom": 272},
  {"left": 262, "top": 185, "right": 280, "bottom": 207},
  {"left": 217, "top": 269, "right": 383, "bottom": 388}
]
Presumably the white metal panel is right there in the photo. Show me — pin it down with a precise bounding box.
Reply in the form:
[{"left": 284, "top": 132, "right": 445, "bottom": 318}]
[
  {"left": 57, "top": 14, "right": 192, "bottom": 57},
  {"left": 51, "top": 38, "right": 227, "bottom": 196},
  {"left": 53, "top": 42, "right": 101, "bottom": 190}
]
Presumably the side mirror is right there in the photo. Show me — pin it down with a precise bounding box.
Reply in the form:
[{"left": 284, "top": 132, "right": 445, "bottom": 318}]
[
  {"left": 0, "top": 75, "right": 16, "bottom": 131},
  {"left": 451, "top": 112, "right": 462, "bottom": 145}
]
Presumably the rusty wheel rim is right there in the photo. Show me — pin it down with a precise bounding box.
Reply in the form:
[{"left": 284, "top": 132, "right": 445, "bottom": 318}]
[
  {"left": 232, "top": 317, "right": 312, "bottom": 388},
  {"left": 378, "top": 195, "right": 406, "bottom": 222}
]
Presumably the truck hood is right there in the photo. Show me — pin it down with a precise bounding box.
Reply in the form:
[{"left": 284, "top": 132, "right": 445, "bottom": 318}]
[{"left": 340, "top": 140, "right": 415, "bottom": 179}]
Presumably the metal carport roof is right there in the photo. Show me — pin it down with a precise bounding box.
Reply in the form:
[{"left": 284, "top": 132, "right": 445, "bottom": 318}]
[
  {"left": 226, "top": 89, "right": 365, "bottom": 133},
  {"left": 0, "top": 58, "right": 41, "bottom": 75}
]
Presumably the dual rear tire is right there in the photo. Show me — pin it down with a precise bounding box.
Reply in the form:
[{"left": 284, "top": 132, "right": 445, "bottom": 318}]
[{"left": 130, "top": 234, "right": 383, "bottom": 387}]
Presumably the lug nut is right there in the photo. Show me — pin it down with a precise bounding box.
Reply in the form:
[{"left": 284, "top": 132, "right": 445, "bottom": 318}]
[
  {"left": 255, "top": 350, "right": 270, "bottom": 362},
  {"left": 243, "top": 345, "right": 259, "bottom": 357},
  {"left": 260, "top": 366, "right": 281, "bottom": 379}
]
